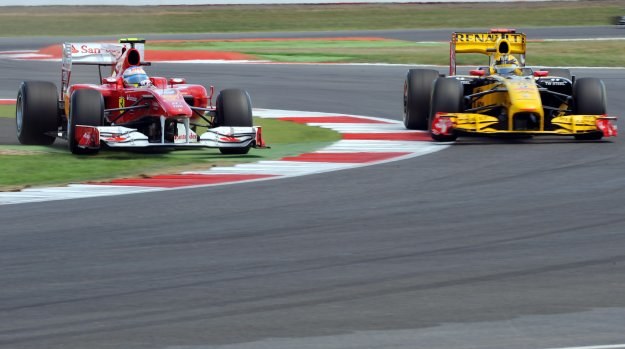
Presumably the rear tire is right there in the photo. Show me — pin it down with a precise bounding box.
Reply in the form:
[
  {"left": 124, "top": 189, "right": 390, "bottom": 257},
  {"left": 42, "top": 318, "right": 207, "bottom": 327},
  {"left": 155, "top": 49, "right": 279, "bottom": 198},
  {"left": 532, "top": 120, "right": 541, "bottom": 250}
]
[
  {"left": 215, "top": 89, "right": 253, "bottom": 155},
  {"left": 430, "top": 78, "right": 463, "bottom": 142},
  {"left": 573, "top": 78, "right": 606, "bottom": 141},
  {"left": 68, "top": 89, "right": 104, "bottom": 154},
  {"left": 16, "top": 81, "right": 59, "bottom": 145},
  {"left": 404, "top": 69, "right": 439, "bottom": 130}
]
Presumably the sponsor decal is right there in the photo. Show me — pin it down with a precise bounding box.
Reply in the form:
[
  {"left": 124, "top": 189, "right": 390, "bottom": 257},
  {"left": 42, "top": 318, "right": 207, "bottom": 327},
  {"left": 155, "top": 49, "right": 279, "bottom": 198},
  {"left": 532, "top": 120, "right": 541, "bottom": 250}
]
[
  {"left": 455, "top": 33, "right": 524, "bottom": 43},
  {"left": 170, "top": 101, "right": 186, "bottom": 109},
  {"left": 174, "top": 133, "right": 198, "bottom": 141},
  {"left": 118, "top": 97, "right": 125, "bottom": 109},
  {"left": 543, "top": 78, "right": 567, "bottom": 86},
  {"left": 73, "top": 44, "right": 123, "bottom": 57},
  {"left": 431, "top": 114, "right": 454, "bottom": 136}
]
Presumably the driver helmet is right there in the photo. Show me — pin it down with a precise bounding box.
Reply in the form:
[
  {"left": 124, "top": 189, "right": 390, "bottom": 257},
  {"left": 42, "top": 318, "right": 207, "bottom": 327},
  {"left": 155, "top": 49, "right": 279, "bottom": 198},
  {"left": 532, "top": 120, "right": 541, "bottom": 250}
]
[
  {"left": 122, "top": 66, "right": 149, "bottom": 87},
  {"left": 494, "top": 54, "right": 520, "bottom": 75}
]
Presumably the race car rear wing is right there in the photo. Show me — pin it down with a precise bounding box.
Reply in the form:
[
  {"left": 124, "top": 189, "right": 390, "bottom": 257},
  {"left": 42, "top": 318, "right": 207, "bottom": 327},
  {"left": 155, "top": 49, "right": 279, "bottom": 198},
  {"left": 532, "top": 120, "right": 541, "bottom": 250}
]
[
  {"left": 61, "top": 39, "right": 146, "bottom": 100},
  {"left": 450, "top": 29, "right": 526, "bottom": 75}
]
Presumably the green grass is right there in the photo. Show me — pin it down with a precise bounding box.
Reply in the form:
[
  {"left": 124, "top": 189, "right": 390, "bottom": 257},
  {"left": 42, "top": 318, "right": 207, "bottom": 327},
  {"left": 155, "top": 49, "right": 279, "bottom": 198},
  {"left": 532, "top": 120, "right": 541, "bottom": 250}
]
[
  {"left": 0, "top": 1, "right": 621, "bottom": 36},
  {"left": 0, "top": 117, "right": 341, "bottom": 191},
  {"left": 0, "top": 105, "right": 15, "bottom": 118},
  {"left": 151, "top": 39, "right": 625, "bottom": 67}
]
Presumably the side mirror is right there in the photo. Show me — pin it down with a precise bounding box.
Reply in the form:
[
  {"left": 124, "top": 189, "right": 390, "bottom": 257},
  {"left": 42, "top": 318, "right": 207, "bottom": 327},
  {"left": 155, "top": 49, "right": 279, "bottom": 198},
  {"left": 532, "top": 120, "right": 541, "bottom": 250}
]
[
  {"left": 470, "top": 70, "right": 486, "bottom": 77},
  {"left": 168, "top": 78, "right": 186, "bottom": 86}
]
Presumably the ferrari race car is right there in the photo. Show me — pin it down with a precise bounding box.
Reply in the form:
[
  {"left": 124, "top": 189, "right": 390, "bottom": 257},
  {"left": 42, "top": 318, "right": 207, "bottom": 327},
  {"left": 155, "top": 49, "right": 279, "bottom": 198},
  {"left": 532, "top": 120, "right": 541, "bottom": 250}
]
[
  {"left": 403, "top": 29, "right": 618, "bottom": 142},
  {"left": 16, "top": 38, "right": 264, "bottom": 154}
]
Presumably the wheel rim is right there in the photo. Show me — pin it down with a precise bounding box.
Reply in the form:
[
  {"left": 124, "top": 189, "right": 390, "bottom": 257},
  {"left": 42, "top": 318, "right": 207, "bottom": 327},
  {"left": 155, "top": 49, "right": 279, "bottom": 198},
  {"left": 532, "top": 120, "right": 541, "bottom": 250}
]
[{"left": 15, "top": 93, "right": 23, "bottom": 134}]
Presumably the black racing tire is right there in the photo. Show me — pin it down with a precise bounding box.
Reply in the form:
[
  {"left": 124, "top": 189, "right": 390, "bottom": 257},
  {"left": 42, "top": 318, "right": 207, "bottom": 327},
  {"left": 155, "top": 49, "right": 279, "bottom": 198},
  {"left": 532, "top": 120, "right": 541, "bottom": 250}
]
[
  {"left": 215, "top": 89, "right": 253, "bottom": 155},
  {"left": 404, "top": 69, "right": 440, "bottom": 130},
  {"left": 429, "top": 77, "right": 464, "bottom": 142},
  {"left": 573, "top": 78, "right": 607, "bottom": 141},
  {"left": 16, "top": 81, "right": 59, "bottom": 145},
  {"left": 68, "top": 89, "right": 104, "bottom": 155},
  {"left": 546, "top": 68, "right": 572, "bottom": 81}
]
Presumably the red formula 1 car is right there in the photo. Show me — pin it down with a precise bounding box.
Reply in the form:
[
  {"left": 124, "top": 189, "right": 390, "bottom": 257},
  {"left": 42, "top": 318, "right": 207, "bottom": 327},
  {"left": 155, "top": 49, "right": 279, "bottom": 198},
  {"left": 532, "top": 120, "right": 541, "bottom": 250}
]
[{"left": 16, "top": 38, "right": 264, "bottom": 155}]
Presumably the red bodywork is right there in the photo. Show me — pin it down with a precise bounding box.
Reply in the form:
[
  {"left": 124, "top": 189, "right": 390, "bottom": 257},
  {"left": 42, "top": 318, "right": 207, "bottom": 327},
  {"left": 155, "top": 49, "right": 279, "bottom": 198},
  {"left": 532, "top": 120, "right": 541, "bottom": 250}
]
[{"left": 64, "top": 47, "right": 211, "bottom": 125}]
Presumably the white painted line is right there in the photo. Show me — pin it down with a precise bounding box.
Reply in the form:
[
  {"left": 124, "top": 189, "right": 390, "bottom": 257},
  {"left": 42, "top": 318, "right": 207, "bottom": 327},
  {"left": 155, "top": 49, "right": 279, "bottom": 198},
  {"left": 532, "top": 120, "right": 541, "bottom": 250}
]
[
  {"left": 308, "top": 123, "right": 410, "bottom": 133},
  {"left": 254, "top": 108, "right": 392, "bottom": 120},
  {"left": 0, "top": 54, "right": 53, "bottom": 59},
  {"left": 187, "top": 161, "right": 353, "bottom": 176},
  {"left": 0, "top": 184, "right": 160, "bottom": 205},
  {"left": 543, "top": 345, "right": 625, "bottom": 349},
  {"left": 323, "top": 139, "right": 446, "bottom": 152},
  {"left": 253, "top": 109, "right": 337, "bottom": 118},
  {"left": 540, "top": 38, "right": 625, "bottom": 42},
  {"left": 157, "top": 59, "right": 270, "bottom": 64},
  {"left": 0, "top": 50, "right": 38, "bottom": 54}
]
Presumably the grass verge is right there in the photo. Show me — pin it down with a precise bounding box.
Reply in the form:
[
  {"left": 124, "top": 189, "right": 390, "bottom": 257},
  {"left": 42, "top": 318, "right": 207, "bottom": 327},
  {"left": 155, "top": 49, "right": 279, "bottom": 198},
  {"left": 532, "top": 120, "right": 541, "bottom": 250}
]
[
  {"left": 0, "top": 105, "right": 15, "bottom": 118},
  {"left": 151, "top": 39, "right": 625, "bottom": 67},
  {"left": 0, "top": 116, "right": 341, "bottom": 191},
  {"left": 0, "top": 2, "right": 621, "bottom": 36}
]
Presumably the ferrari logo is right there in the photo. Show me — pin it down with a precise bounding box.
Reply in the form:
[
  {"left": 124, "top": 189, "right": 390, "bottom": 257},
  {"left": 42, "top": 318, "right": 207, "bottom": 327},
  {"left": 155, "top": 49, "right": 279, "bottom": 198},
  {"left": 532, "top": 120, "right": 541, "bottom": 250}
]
[{"left": 118, "top": 97, "right": 125, "bottom": 109}]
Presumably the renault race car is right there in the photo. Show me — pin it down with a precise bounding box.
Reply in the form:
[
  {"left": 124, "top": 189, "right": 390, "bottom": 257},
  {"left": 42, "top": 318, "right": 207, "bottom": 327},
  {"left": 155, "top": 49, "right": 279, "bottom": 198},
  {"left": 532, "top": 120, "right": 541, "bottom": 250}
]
[
  {"left": 16, "top": 38, "right": 264, "bottom": 154},
  {"left": 403, "top": 29, "right": 618, "bottom": 142}
]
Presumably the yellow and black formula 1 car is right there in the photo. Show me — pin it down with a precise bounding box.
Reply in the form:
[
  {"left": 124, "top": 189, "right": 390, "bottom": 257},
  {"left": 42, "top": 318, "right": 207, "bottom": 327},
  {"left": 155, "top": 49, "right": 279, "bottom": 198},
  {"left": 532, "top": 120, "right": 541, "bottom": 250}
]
[{"left": 403, "top": 29, "right": 617, "bottom": 141}]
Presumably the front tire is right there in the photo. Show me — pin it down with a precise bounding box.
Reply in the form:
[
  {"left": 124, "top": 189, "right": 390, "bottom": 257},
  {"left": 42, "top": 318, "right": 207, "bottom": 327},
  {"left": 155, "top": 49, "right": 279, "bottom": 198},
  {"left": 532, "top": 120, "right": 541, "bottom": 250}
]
[
  {"left": 404, "top": 69, "right": 440, "bottom": 130},
  {"left": 215, "top": 89, "right": 253, "bottom": 155},
  {"left": 573, "top": 78, "right": 607, "bottom": 141},
  {"left": 16, "top": 81, "right": 59, "bottom": 145},
  {"left": 68, "top": 89, "right": 104, "bottom": 154},
  {"left": 430, "top": 77, "right": 463, "bottom": 142}
]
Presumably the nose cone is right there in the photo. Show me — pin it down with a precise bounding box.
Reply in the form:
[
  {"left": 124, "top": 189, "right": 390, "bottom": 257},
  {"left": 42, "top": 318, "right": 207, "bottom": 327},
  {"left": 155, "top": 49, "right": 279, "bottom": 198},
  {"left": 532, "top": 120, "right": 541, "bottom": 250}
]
[
  {"left": 504, "top": 79, "right": 545, "bottom": 121},
  {"left": 154, "top": 88, "right": 193, "bottom": 118}
]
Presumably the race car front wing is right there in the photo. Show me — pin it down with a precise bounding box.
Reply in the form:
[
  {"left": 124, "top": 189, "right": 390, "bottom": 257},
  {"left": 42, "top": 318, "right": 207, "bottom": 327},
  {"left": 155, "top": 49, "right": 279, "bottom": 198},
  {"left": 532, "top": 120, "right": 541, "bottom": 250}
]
[
  {"left": 431, "top": 112, "right": 618, "bottom": 138},
  {"left": 71, "top": 125, "right": 265, "bottom": 151}
]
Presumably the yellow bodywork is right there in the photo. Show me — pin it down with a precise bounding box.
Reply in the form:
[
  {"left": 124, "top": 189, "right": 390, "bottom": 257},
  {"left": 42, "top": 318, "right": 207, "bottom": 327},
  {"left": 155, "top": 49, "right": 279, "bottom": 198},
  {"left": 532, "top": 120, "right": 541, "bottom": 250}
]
[
  {"left": 470, "top": 75, "right": 549, "bottom": 131},
  {"left": 437, "top": 29, "right": 616, "bottom": 138},
  {"left": 438, "top": 112, "right": 606, "bottom": 135},
  {"left": 452, "top": 32, "right": 526, "bottom": 55}
]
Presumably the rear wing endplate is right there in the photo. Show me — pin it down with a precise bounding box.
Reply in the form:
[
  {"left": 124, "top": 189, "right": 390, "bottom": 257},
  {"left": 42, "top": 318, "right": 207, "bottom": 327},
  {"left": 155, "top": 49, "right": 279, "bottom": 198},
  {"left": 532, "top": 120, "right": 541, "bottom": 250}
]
[{"left": 449, "top": 30, "right": 526, "bottom": 75}]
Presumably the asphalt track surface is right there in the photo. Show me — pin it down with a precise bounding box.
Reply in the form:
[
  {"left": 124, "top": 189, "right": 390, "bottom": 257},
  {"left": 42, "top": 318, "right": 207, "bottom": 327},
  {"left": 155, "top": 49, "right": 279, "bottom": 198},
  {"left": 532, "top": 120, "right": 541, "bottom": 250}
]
[{"left": 2, "top": 28, "right": 625, "bottom": 349}]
